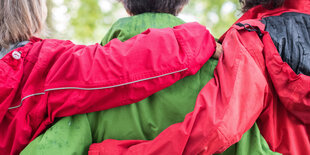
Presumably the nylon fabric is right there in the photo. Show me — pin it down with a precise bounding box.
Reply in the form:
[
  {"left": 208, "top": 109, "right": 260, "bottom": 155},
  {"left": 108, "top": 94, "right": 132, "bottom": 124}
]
[
  {"left": 22, "top": 13, "right": 191, "bottom": 154},
  {"left": 225, "top": 4, "right": 310, "bottom": 154},
  {"left": 261, "top": 12, "right": 310, "bottom": 76},
  {"left": 101, "top": 13, "right": 185, "bottom": 45},
  {"left": 284, "top": 0, "right": 310, "bottom": 12},
  {"left": 20, "top": 115, "right": 92, "bottom": 155},
  {"left": 88, "top": 21, "right": 269, "bottom": 155},
  {"left": 0, "top": 23, "right": 216, "bottom": 155},
  {"left": 88, "top": 2, "right": 310, "bottom": 155},
  {"left": 21, "top": 60, "right": 217, "bottom": 155},
  {"left": 22, "top": 13, "right": 277, "bottom": 155},
  {"left": 88, "top": 18, "right": 310, "bottom": 155},
  {"left": 216, "top": 123, "right": 280, "bottom": 155}
]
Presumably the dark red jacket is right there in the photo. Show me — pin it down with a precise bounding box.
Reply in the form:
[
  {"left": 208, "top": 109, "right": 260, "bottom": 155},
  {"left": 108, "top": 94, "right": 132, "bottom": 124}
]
[
  {"left": 89, "top": 2, "right": 310, "bottom": 155},
  {"left": 0, "top": 23, "right": 216, "bottom": 155}
]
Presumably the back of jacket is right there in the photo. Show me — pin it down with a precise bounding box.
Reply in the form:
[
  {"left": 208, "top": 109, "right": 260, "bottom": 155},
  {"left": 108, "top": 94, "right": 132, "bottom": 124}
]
[
  {"left": 21, "top": 13, "right": 219, "bottom": 155},
  {"left": 0, "top": 23, "right": 216, "bottom": 155},
  {"left": 258, "top": 11, "right": 310, "bottom": 155},
  {"left": 85, "top": 6, "right": 310, "bottom": 155}
]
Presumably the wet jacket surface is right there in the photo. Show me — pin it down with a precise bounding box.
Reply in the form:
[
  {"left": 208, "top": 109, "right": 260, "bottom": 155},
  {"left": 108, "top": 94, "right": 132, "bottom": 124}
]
[
  {"left": 88, "top": 3, "right": 310, "bottom": 155},
  {"left": 22, "top": 13, "right": 198, "bottom": 155},
  {"left": 262, "top": 12, "right": 310, "bottom": 75},
  {"left": 0, "top": 23, "right": 216, "bottom": 155},
  {"left": 23, "top": 13, "right": 277, "bottom": 155}
]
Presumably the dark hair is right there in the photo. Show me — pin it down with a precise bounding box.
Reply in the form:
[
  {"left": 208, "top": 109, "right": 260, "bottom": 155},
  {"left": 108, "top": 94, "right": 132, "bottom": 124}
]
[
  {"left": 240, "top": 0, "right": 285, "bottom": 12},
  {"left": 119, "top": 0, "right": 189, "bottom": 16}
]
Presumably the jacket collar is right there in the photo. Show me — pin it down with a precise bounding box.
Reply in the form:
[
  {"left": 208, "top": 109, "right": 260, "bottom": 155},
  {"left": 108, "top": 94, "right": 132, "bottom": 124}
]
[
  {"left": 0, "top": 41, "right": 29, "bottom": 59},
  {"left": 219, "top": 3, "right": 310, "bottom": 42},
  {"left": 284, "top": 0, "right": 310, "bottom": 12}
]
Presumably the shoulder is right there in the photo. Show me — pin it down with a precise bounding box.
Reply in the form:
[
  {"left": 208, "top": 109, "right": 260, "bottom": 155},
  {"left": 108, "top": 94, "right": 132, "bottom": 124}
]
[
  {"left": 23, "top": 38, "right": 82, "bottom": 61},
  {"left": 111, "top": 16, "right": 134, "bottom": 29},
  {"left": 29, "top": 38, "right": 76, "bottom": 50}
]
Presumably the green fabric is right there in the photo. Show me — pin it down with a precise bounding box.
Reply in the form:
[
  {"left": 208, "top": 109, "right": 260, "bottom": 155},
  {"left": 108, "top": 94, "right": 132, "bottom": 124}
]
[
  {"left": 101, "top": 13, "right": 185, "bottom": 45},
  {"left": 217, "top": 123, "right": 281, "bottom": 155},
  {"left": 21, "top": 13, "right": 279, "bottom": 155},
  {"left": 22, "top": 115, "right": 92, "bottom": 155}
]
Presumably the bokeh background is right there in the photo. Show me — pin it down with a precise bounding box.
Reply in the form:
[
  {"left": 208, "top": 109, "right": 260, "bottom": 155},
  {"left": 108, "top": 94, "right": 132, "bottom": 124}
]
[{"left": 47, "top": 0, "right": 241, "bottom": 44}]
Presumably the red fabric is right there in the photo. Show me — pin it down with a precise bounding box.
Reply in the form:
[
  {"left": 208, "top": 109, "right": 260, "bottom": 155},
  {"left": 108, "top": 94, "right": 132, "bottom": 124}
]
[
  {"left": 88, "top": 20, "right": 267, "bottom": 155},
  {"left": 223, "top": 2, "right": 310, "bottom": 155},
  {"left": 89, "top": 15, "right": 310, "bottom": 155},
  {"left": 220, "top": 0, "right": 310, "bottom": 42},
  {"left": 0, "top": 23, "right": 216, "bottom": 155},
  {"left": 284, "top": 0, "right": 310, "bottom": 12}
]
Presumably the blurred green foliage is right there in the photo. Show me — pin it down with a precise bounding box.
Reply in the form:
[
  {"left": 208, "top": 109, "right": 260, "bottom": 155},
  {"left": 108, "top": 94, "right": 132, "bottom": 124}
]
[
  {"left": 47, "top": 0, "right": 241, "bottom": 43},
  {"left": 184, "top": 0, "right": 241, "bottom": 37}
]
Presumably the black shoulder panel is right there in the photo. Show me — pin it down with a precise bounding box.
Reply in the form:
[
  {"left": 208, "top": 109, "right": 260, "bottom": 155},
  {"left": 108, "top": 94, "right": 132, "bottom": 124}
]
[{"left": 262, "top": 12, "right": 310, "bottom": 76}]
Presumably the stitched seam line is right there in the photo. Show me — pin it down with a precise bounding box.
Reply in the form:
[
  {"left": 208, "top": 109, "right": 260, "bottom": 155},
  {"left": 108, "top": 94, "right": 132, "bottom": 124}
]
[{"left": 174, "top": 28, "right": 191, "bottom": 72}]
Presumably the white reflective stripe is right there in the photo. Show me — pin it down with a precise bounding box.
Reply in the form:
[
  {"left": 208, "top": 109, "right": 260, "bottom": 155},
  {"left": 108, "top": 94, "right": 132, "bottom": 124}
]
[
  {"left": 8, "top": 68, "right": 188, "bottom": 110},
  {"left": 45, "top": 68, "right": 188, "bottom": 91},
  {"left": 8, "top": 93, "right": 45, "bottom": 110}
]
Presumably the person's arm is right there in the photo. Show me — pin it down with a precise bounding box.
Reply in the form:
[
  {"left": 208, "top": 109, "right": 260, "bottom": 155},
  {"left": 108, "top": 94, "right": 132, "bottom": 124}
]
[
  {"left": 1, "top": 23, "right": 217, "bottom": 155},
  {"left": 22, "top": 22, "right": 216, "bottom": 118},
  {"left": 88, "top": 20, "right": 310, "bottom": 155},
  {"left": 87, "top": 21, "right": 269, "bottom": 155}
]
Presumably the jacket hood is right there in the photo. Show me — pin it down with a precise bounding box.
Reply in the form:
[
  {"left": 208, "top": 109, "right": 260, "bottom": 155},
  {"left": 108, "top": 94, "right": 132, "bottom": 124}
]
[
  {"left": 284, "top": 0, "right": 310, "bottom": 12},
  {"left": 219, "top": 1, "right": 310, "bottom": 42}
]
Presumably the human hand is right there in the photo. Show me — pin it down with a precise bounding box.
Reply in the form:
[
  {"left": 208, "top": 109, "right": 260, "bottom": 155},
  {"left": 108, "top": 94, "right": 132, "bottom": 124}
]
[{"left": 212, "top": 42, "right": 223, "bottom": 59}]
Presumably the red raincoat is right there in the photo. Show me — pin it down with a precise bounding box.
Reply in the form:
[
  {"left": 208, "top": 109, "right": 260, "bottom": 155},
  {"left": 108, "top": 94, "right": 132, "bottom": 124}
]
[
  {"left": 0, "top": 23, "right": 216, "bottom": 155},
  {"left": 89, "top": 1, "right": 310, "bottom": 155}
]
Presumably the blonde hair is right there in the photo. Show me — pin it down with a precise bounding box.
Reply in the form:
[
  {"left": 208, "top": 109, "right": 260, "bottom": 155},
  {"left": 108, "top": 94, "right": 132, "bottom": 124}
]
[{"left": 0, "top": 0, "right": 46, "bottom": 48}]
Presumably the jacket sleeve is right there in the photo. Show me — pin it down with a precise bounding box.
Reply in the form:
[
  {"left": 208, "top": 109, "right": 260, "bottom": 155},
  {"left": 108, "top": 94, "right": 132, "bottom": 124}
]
[
  {"left": 22, "top": 22, "right": 216, "bottom": 118},
  {"left": 87, "top": 22, "right": 269, "bottom": 155}
]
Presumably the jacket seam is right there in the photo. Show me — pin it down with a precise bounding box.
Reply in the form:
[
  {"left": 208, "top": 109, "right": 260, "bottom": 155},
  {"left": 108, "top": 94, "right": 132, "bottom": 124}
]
[{"left": 174, "top": 29, "right": 191, "bottom": 74}]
